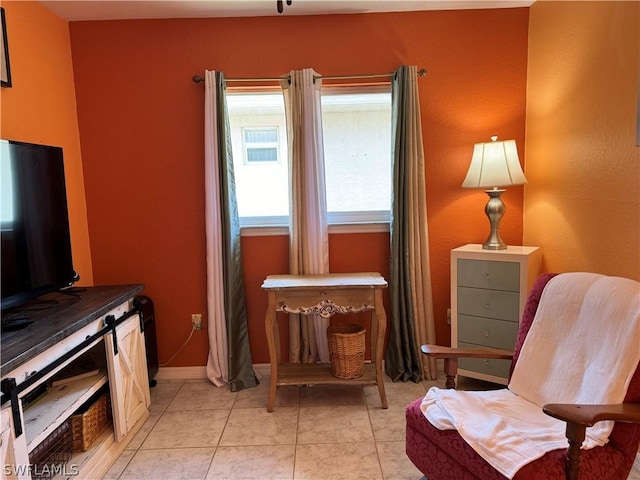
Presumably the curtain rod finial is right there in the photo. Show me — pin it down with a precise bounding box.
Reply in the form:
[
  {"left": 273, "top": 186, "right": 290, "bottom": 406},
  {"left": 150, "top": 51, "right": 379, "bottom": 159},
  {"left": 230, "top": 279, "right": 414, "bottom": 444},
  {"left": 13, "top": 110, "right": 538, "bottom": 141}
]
[
  {"left": 192, "top": 74, "right": 204, "bottom": 83},
  {"left": 418, "top": 69, "right": 427, "bottom": 77}
]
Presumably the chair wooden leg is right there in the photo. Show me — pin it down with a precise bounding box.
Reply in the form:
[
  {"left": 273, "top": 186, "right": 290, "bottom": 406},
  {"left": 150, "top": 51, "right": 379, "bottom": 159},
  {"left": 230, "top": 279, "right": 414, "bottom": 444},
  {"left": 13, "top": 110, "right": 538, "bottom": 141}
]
[
  {"left": 564, "top": 422, "right": 586, "bottom": 480},
  {"left": 443, "top": 358, "right": 458, "bottom": 389}
]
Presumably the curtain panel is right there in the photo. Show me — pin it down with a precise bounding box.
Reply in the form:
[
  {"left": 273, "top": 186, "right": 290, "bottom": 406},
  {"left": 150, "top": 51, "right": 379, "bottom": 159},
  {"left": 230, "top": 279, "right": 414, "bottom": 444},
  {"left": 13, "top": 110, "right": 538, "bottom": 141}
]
[
  {"left": 204, "top": 70, "right": 258, "bottom": 392},
  {"left": 281, "top": 68, "right": 331, "bottom": 363},
  {"left": 386, "top": 65, "right": 438, "bottom": 382}
]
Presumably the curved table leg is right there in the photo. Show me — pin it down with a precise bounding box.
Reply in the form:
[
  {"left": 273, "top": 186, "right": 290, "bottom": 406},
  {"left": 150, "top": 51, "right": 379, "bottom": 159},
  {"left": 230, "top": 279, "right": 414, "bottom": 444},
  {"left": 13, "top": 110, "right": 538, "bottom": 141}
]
[
  {"left": 265, "top": 293, "right": 279, "bottom": 412},
  {"left": 374, "top": 289, "right": 388, "bottom": 409}
]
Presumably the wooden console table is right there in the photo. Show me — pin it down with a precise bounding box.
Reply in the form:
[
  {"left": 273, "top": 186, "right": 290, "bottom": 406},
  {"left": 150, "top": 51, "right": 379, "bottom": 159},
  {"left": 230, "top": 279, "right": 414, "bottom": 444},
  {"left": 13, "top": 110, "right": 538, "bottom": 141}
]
[{"left": 262, "top": 273, "right": 388, "bottom": 412}]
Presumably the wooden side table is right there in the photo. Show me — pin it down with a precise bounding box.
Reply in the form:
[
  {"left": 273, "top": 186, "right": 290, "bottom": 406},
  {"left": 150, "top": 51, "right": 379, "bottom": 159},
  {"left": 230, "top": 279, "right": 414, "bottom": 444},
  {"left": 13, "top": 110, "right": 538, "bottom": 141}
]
[{"left": 261, "top": 272, "right": 389, "bottom": 412}]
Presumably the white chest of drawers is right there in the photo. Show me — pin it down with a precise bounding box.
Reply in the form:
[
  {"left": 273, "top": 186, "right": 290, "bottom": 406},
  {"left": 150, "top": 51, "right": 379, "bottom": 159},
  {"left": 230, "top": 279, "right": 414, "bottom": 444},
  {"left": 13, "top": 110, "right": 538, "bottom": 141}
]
[{"left": 451, "top": 244, "right": 542, "bottom": 385}]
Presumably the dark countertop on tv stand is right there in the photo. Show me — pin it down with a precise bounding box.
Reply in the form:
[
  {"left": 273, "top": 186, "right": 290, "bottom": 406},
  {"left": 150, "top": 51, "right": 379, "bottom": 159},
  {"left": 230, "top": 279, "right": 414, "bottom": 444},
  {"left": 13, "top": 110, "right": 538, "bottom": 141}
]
[{"left": 1, "top": 284, "right": 144, "bottom": 377}]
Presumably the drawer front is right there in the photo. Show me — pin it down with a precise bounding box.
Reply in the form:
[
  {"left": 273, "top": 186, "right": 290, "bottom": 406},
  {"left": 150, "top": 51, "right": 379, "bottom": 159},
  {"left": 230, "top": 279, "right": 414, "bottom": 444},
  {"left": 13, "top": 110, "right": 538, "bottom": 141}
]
[
  {"left": 274, "top": 289, "right": 375, "bottom": 313},
  {"left": 457, "top": 287, "right": 520, "bottom": 322},
  {"left": 458, "top": 342, "right": 512, "bottom": 378},
  {"left": 457, "top": 315, "right": 519, "bottom": 350},
  {"left": 457, "top": 259, "right": 520, "bottom": 292}
]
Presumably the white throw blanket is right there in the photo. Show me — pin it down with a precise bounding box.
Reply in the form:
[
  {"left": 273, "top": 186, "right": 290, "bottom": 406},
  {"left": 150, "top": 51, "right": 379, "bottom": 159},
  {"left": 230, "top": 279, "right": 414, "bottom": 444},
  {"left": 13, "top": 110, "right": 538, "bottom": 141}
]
[{"left": 421, "top": 272, "right": 640, "bottom": 478}]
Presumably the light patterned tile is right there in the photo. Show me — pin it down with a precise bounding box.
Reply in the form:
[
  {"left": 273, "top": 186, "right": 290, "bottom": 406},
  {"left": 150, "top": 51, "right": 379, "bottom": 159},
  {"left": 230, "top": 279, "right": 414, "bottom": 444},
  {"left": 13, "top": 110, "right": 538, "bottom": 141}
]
[
  {"left": 376, "top": 440, "right": 424, "bottom": 480},
  {"left": 149, "top": 380, "right": 184, "bottom": 412},
  {"left": 368, "top": 403, "right": 408, "bottom": 442},
  {"left": 364, "top": 377, "right": 427, "bottom": 407},
  {"left": 297, "top": 405, "right": 373, "bottom": 444},
  {"left": 118, "top": 447, "right": 214, "bottom": 480},
  {"left": 141, "top": 409, "right": 229, "bottom": 449},
  {"left": 294, "top": 442, "right": 382, "bottom": 480},
  {"left": 219, "top": 406, "right": 298, "bottom": 446},
  {"left": 206, "top": 445, "right": 295, "bottom": 480},
  {"left": 167, "top": 379, "right": 237, "bottom": 411},
  {"left": 125, "top": 411, "right": 161, "bottom": 450},
  {"left": 233, "top": 377, "right": 300, "bottom": 409},
  {"left": 299, "top": 384, "right": 364, "bottom": 406},
  {"left": 108, "top": 373, "right": 446, "bottom": 479}
]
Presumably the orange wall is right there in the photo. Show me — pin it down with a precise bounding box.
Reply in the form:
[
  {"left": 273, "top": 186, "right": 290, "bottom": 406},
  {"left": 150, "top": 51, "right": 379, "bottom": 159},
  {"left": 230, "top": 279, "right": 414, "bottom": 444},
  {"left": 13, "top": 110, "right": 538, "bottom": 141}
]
[
  {"left": 67, "top": 8, "right": 529, "bottom": 366},
  {"left": 0, "top": 1, "right": 93, "bottom": 285},
  {"left": 524, "top": 1, "right": 640, "bottom": 280}
]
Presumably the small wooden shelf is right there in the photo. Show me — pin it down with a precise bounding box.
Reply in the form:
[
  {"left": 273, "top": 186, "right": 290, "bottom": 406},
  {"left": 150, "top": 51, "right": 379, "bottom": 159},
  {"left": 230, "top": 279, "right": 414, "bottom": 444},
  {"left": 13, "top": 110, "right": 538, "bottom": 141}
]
[
  {"left": 277, "top": 363, "right": 378, "bottom": 386},
  {"left": 24, "top": 372, "right": 108, "bottom": 452}
]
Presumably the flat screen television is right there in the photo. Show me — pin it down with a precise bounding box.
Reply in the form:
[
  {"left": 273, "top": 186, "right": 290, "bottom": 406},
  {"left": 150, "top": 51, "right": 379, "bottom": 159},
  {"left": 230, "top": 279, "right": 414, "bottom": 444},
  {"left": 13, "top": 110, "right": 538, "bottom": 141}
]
[{"left": 1, "top": 139, "right": 76, "bottom": 311}]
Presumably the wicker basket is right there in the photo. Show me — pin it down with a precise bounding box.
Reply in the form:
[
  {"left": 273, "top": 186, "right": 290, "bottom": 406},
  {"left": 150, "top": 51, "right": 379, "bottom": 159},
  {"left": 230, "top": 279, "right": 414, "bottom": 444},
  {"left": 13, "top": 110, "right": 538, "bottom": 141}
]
[
  {"left": 327, "top": 323, "right": 366, "bottom": 379},
  {"left": 70, "top": 392, "right": 112, "bottom": 452}
]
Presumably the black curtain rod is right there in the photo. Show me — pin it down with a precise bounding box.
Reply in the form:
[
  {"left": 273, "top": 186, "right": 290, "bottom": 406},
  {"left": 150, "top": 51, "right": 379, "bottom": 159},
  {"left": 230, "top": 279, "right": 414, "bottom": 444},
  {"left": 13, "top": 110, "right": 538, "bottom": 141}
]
[{"left": 191, "top": 69, "right": 427, "bottom": 84}]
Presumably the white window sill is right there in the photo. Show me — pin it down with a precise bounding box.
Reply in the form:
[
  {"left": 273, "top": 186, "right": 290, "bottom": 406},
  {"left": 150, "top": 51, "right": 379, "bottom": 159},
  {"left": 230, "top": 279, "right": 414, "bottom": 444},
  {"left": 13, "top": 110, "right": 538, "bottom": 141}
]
[{"left": 240, "top": 222, "right": 390, "bottom": 237}]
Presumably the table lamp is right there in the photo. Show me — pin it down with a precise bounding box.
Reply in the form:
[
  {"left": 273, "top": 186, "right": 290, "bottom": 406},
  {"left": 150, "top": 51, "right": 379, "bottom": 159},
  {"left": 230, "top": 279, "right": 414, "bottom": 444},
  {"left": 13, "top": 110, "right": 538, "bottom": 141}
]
[{"left": 462, "top": 136, "right": 527, "bottom": 250}]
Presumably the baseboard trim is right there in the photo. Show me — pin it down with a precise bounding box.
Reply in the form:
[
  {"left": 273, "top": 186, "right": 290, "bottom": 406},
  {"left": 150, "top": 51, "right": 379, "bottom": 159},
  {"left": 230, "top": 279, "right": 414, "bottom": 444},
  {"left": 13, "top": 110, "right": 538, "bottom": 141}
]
[
  {"left": 155, "top": 364, "right": 272, "bottom": 381},
  {"left": 156, "top": 366, "right": 207, "bottom": 380},
  {"left": 253, "top": 363, "right": 270, "bottom": 378}
]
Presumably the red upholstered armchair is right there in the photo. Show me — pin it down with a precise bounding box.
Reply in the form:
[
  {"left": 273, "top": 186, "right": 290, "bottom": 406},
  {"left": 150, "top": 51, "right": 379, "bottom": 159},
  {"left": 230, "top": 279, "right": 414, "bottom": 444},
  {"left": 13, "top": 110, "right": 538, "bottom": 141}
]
[{"left": 405, "top": 273, "right": 640, "bottom": 480}]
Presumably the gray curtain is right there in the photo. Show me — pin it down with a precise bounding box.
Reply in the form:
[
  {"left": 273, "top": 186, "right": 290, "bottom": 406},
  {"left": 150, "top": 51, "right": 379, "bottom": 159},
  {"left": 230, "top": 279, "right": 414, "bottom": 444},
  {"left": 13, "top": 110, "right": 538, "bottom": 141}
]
[
  {"left": 204, "top": 71, "right": 258, "bottom": 392},
  {"left": 385, "top": 65, "right": 437, "bottom": 383}
]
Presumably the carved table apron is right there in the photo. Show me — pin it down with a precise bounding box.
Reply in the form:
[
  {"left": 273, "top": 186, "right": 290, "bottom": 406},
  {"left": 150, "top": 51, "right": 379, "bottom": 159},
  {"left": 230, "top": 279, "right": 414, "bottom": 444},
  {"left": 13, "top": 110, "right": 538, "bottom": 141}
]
[{"left": 261, "top": 273, "right": 388, "bottom": 412}]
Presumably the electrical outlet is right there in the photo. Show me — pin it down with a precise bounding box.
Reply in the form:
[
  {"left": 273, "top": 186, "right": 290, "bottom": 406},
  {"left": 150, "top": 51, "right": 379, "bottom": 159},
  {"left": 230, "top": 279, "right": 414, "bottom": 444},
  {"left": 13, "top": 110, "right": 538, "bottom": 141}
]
[{"left": 191, "top": 313, "right": 203, "bottom": 330}]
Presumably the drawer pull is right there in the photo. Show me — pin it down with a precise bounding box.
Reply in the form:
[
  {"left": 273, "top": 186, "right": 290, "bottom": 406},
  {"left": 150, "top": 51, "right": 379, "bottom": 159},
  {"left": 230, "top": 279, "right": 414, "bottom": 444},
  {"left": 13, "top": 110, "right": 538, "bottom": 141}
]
[
  {"left": 483, "top": 360, "right": 489, "bottom": 366},
  {"left": 484, "top": 330, "right": 490, "bottom": 337},
  {"left": 484, "top": 303, "right": 491, "bottom": 309},
  {"left": 484, "top": 273, "right": 490, "bottom": 278}
]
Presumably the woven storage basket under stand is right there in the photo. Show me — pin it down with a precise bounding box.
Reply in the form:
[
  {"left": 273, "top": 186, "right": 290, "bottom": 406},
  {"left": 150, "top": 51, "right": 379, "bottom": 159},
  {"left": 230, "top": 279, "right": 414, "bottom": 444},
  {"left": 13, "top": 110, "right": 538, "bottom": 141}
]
[
  {"left": 70, "top": 392, "right": 112, "bottom": 452},
  {"left": 327, "top": 323, "right": 366, "bottom": 379}
]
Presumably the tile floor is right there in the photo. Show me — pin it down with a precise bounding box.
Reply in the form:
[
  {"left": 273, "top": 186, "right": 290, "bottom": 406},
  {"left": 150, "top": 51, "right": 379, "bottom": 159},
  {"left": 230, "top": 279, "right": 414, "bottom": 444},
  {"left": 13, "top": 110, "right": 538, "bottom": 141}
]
[
  {"left": 102, "top": 374, "right": 640, "bottom": 480},
  {"left": 102, "top": 373, "right": 448, "bottom": 480}
]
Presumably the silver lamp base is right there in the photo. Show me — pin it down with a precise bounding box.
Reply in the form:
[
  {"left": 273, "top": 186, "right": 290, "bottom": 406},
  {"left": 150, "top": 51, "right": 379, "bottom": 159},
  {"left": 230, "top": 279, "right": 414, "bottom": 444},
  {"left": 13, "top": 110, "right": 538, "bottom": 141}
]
[{"left": 483, "top": 189, "right": 507, "bottom": 250}]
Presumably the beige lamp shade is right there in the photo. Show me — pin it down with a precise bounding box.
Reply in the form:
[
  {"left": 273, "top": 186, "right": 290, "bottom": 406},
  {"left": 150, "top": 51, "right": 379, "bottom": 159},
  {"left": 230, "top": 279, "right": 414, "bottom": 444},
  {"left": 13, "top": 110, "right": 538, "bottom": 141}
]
[{"left": 462, "top": 136, "right": 527, "bottom": 189}]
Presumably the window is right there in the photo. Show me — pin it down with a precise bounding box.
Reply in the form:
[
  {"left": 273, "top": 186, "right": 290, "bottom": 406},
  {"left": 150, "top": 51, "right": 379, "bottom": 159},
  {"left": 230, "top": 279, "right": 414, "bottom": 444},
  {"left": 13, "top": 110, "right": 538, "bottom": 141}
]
[
  {"left": 228, "top": 92, "right": 288, "bottom": 224},
  {"left": 321, "top": 87, "right": 392, "bottom": 224},
  {"left": 227, "top": 86, "right": 392, "bottom": 230},
  {"left": 243, "top": 127, "right": 280, "bottom": 164}
]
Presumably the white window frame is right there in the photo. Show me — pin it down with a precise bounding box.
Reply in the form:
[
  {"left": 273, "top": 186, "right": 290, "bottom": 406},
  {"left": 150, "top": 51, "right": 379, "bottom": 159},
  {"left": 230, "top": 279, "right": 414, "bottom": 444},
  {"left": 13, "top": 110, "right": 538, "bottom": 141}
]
[{"left": 229, "top": 86, "right": 392, "bottom": 235}]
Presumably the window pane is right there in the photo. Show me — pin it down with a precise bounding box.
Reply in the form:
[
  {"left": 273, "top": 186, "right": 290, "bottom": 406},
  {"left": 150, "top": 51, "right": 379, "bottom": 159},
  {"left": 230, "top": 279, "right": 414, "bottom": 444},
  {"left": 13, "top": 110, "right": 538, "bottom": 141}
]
[
  {"left": 247, "top": 147, "right": 278, "bottom": 163},
  {"left": 244, "top": 128, "right": 278, "bottom": 144},
  {"left": 321, "top": 90, "right": 392, "bottom": 215},
  {"left": 227, "top": 88, "right": 392, "bottom": 227},
  {"left": 227, "top": 93, "right": 289, "bottom": 219}
]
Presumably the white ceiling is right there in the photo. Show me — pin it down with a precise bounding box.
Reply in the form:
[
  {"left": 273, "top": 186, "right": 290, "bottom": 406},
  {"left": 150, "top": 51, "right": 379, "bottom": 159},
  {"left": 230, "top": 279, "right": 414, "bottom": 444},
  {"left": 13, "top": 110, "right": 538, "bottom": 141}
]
[{"left": 40, "top": 0, "right": 534, "bottom": 22}]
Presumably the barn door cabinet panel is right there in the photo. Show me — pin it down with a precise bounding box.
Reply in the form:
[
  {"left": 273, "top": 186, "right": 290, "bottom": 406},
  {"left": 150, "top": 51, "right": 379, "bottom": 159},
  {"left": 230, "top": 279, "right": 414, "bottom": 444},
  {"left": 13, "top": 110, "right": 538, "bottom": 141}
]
[
  {"left": 105, "top": 312, "right": 151, "bottom": 441},
  {"left": 0, "top": 285, "right": 150, "bottom": 480}
]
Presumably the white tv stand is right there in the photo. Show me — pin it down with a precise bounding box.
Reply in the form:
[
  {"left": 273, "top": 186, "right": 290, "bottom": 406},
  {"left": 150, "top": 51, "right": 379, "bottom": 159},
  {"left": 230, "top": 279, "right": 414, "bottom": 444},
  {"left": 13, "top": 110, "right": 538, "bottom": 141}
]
[{"left": 1, "top": 285, "right": 151, "bottom": 479}]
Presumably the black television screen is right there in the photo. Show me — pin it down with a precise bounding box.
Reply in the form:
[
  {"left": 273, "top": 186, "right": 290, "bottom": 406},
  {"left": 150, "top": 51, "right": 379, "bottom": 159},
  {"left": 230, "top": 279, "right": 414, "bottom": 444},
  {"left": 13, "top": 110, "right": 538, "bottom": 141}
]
[{"left": 1, "top": 139, "right": 76, "bottom": 310}]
